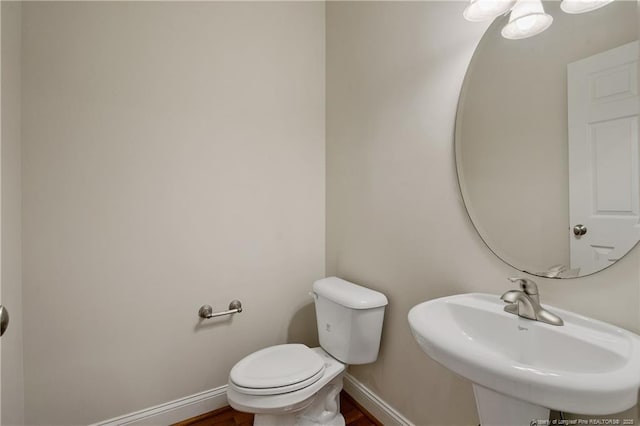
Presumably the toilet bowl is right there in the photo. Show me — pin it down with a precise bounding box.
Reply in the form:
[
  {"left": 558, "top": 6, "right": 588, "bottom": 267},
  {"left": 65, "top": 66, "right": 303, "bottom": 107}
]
[
  {"left": 227, "top": 346, "right": 346, "bottom": 426},
  {"left": 226, "top": 277, "right": 388, "bottom": 426}
]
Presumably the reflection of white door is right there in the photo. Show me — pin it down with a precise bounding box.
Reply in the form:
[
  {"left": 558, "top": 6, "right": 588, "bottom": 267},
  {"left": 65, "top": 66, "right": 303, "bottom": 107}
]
[{"left": 568, "top": 41, "right": 639, "bottom": 276}]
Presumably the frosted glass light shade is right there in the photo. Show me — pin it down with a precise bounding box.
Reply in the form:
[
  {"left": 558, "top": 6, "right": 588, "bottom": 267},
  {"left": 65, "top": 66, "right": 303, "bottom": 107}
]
[
  {"left": 560, "top": 0, "right": 615, "bottom": 14},
  {"left": 463, "top": 0, "right": 517, "bottom": 22},
  {"left": 501, "top": 0, "right": 553, "bottom": 40}
]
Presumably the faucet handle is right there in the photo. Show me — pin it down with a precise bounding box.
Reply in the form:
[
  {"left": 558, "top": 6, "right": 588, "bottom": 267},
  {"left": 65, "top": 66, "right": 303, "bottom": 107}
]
[{"left": 507, "top": 277, "right": 539, "bottom": 301}]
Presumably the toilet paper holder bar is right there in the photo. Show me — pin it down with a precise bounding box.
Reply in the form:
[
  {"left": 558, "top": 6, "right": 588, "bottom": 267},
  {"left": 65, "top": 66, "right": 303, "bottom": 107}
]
[{"left": 198, "top": 300, "right": 243, "bottom": 319}]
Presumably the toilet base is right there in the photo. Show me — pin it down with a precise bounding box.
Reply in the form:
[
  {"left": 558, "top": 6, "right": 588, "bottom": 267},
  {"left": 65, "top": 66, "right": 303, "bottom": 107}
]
[
  {"left": 254, "top": 375, "right": 345, "bottom": 426},
  {"left": 254, "top": 413, "right": 345, "bottom": 426}
]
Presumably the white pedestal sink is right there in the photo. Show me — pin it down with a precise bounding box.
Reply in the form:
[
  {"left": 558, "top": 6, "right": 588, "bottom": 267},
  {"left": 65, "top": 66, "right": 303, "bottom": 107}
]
[{"left": 408, "top": 293, "right": 640, "bottom": 426}]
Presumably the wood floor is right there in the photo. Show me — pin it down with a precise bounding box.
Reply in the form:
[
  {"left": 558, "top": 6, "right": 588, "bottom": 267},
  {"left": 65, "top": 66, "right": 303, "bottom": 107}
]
[{"left": 172, "top": 391, "right": 382, "bottom": 426}]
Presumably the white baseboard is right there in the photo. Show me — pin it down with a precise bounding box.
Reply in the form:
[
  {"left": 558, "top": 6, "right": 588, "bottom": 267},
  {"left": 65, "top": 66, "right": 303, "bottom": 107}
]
[
  {"left": 343, "top": 373, "right": 414, "bottom": 426},
  {"left": 92, "top": 386, "right": 229, "bottom": 426},
  {"left": 92, "top": 373, "right": 412, "bottom": 426}
]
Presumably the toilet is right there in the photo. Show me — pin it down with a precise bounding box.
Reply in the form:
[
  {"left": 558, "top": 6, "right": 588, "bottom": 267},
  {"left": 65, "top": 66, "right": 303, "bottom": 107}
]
[{"left": 226, "top": 277, "right": 388, "bottom": 426}]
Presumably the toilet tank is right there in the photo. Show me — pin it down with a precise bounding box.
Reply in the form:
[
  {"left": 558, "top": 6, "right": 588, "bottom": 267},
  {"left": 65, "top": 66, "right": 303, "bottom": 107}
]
[{"left": 313, "top": 277, "right": 388, "bottom": 365}]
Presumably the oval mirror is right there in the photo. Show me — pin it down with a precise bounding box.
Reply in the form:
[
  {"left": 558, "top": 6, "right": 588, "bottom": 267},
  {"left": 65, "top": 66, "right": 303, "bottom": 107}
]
[{"left": 456, "top": 0, "right": 638, "bottom": 278}]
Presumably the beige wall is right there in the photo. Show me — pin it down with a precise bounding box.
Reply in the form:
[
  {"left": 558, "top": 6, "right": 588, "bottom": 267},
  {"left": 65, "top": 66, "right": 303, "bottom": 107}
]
[
  {"left": 21, "top": 2, "right": 324, "bottom": 424},
  {"left": 458, "top": 0, "right": 637, "bottom": 275},
  {"left": 326, "top": 2, "right": 640, "bottom": 425},
  {"left": 1, "top": 1, "right": 24, "bottom": 425},
  {"left": 13, "top": 1, "right": 640, "bottom": 425}
]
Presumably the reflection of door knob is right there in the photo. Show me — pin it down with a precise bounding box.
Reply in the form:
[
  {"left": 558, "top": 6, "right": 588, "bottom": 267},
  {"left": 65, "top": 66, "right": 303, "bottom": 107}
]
[
  {"left": 0, "top": 305, "right": 9, "bottom": 337},
  {"left": 573, "top": 224, "right": 587, "bottom": 236}
]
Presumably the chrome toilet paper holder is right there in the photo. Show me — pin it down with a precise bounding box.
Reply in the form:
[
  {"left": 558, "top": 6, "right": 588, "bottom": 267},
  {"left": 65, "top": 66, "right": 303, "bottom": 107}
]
[{"left": 198, "top": 300, "right": 242, "bottom": 319}]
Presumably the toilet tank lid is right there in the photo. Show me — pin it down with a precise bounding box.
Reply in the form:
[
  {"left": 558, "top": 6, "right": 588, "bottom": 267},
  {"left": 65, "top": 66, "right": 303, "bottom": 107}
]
[{"left": 313, "top": 277, "right": 388, "bottom": 309}]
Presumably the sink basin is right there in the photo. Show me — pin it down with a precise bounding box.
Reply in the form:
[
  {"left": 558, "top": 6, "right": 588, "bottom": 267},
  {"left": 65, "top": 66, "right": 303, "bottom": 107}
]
[{"left": 408, "top": 293, "right": 640, "bottom": 424}]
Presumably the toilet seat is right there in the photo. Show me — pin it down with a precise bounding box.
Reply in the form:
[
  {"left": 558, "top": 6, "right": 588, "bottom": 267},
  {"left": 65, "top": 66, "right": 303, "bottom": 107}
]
[
  {"left": 229, "top": 344, "right": 325, "bottom": 396},
  {"left": 227, "top": 347, "right": 347, "bottom": 415}
]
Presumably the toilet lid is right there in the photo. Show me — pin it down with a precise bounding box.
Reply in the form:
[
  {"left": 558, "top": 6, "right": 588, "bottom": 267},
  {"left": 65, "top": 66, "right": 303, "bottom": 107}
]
[{"left": 230, "top": 344, "right": 325, "bottom": 391}]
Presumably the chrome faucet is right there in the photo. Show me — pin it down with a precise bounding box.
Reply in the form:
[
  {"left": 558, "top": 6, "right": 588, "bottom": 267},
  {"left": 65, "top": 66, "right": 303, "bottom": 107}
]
[{"left": 500, "top": 277, "right": 564, "bottom": 326}]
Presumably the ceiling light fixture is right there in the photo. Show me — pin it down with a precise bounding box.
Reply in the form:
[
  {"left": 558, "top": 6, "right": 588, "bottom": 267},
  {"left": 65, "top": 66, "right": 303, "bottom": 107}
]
[
  {"left": 560, "top": 0, "right": 615, "bottom": 14},
  {"left": 463, "top": 0, "right": 517, "bottom": 22},
  {"left": 463, "top": 0, "right": 616, "bottom": 41},
  {"left": 501, "top": 0, "right": 553, "bottom": 40}
]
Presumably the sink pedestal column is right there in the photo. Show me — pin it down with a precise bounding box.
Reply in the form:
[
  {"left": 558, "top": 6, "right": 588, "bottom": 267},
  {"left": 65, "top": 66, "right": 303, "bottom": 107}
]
[{"left": 473, "top": 384, "right": 549, "bottom": 426}]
